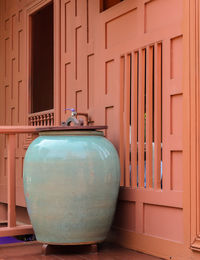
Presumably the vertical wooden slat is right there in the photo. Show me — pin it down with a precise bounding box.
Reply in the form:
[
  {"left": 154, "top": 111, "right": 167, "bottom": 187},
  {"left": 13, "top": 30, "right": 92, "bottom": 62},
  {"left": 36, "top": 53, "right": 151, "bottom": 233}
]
[
  {"left": 197, "top": 0, "right": 200, "bottom": 235},
  {"left": 138, "top": 49, "right": 145, "bottom": 187},
  {"left": 7, "top": 134, "right": 16, "bottom": 228},
  {"left": 146, "top": 46, "right": 153, "bottom": 188},
  {"left": 120, "top": 56, "right": 125, "bottom": 186},
  {"left": 161, "top": 39, "right": 170, "bottom": 191},
  {"left": 131, "top": 51, "right": 138, "bottom": 188},
  {"left": 124, "top": 54, "right": 131, "bottom": 187},
  {"left": 154, "top": 43, "right": 162, "bottom": 189}
]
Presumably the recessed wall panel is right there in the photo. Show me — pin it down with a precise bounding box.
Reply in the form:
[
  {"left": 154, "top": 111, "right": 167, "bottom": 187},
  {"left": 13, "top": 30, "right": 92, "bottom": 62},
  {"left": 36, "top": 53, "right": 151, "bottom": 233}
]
[
  {"left": 170, "top": 94, "right": 183, "bottom": 138},
  {"left": 105, "top": 59, "right": 114, "bottom": 95},
  {"left": 145, "top": 0, "right": 182, "bottom": 33},
  {"left": 75, "top": 26, "right": 82, "bottom": 79},
  {"left": 64, "top": 1, "right": 71, "bottom": 53},
  {"left": 105, "top": 106, "right": 115, "bottom": 142},
  {"left": 171, "top": 151, "right": 183, "bottom": 191},
  {"left": 106, "top": 9, "right": 137, "bottom": 49},
  {"left": 87, "top": 54, "right": 94, "bottom": 109},
  {"left": 65, "top": 63, "right": 73, "bottom": 109},
  {"left": 144, "top": 204, "right": 183, "bottom": 242},
  {"left": 170, "top": 35, "right": 183, "bottom": 81}
]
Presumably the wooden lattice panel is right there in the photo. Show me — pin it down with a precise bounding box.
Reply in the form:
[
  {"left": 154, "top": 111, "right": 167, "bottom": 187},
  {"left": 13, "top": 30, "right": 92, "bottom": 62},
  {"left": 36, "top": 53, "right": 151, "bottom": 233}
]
[
  {"left": 0, "top": 0, "right": 32, "bottom": 207},
  {"left": 60, "top": 0, "right": 97, "bottom": 125},
  {"left": 91, "top": 0, "right": 185, "bottom": 258}
]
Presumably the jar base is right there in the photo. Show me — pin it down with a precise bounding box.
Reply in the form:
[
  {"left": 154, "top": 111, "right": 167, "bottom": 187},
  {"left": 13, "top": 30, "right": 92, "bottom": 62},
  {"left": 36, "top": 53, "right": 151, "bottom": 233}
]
[
  {"left": 38, "top": 239, "right": 103, "bottom": 245},
  {"left": 41, "top": 241, "right": 100, "bottom": 255}
]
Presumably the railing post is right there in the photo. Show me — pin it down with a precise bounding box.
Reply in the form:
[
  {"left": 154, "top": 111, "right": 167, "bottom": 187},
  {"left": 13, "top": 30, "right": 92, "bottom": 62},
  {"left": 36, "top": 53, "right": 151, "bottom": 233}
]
[{"left": 7, "top": 134, "right": 16, "bottom": 228}]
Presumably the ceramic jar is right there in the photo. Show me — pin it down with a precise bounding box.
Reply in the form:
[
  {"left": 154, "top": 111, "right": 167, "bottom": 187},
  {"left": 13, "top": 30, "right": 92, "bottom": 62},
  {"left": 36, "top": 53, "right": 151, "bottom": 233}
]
[{"left": 23, "top": 130, "right": 120, "bottom": 245}]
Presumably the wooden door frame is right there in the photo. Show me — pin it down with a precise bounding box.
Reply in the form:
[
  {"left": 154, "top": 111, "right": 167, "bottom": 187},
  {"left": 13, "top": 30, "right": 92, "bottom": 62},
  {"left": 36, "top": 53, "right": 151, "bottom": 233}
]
[
  {"left": 183, "top": 0, "right": 200, "bottom": 252},
  {"left": 25, "top": 0, "right": 61, "bottom": 125}
]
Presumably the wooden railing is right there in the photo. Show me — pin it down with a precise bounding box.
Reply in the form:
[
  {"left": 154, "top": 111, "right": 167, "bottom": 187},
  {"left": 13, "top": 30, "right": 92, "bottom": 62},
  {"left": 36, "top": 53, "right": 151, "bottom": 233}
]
[
  {"left": 28, "top": 109, "right": 54, "bottom": 126},
  {"left": 0, "top": 126, "right": 45, "bottom": 237}
]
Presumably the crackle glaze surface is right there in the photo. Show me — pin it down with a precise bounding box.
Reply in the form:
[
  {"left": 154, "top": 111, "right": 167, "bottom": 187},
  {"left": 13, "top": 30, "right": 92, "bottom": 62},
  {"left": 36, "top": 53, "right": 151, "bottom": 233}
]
[{"left": 23, "top": 131, "right": 120, "bottom": 244}]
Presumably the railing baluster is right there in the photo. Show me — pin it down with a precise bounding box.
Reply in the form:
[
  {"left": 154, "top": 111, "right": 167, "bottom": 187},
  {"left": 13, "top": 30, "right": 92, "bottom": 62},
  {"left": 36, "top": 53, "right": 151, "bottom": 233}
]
[
  {"left": 37, "top": 116, "right": 40, "bottom": 126},
  {"left": 44, "top": 114, "right": 47, "bottom": 125},
  {"left": 46, "top": 114, "right": 49, "bottom": 126},
  {"left": 7, "top": 134, "right": 16, "bottom": 228},
  {"left": 40, "top": 115, "right": 43, "bottom": 125},
  {"left": 30, "top": 116, "right": 33, "bottom": 126},
  {"left": 51, "top": 113, "right": 54, "bottom": 126}
]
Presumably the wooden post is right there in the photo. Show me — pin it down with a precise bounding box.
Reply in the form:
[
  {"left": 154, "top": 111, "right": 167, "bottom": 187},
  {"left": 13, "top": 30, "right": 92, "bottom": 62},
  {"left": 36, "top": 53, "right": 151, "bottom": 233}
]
[{"left": 7, "top": 134, "right": 16, "bottom": 228}]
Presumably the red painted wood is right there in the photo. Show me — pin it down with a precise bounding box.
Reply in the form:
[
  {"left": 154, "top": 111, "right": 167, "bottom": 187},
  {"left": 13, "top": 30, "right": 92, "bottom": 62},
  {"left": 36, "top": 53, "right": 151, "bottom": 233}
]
[
  {"left": 124, "top": 55, "right": 131, "bottom": 187},
  {"left": 119, "top": 56, "right": 125, "bottom": 186},
  {"left": 0, "top": 0, "right": 189, "bottom": 258},
  {"left": 146, "top": 46, "right": 153, "bottom": 188},
  {"left": 154, "top": 43, "right": 162, "bottom": 190},
  {"left": 138, "top": 49, "right": 145, "bottom": 188},
  {"left": 131, "top": 51, "right": 138, "bottom": 188},
  {"left": 7, "top": 134, "right": 16, "bottom": 228},
  {"left": 0, "top": 126, "right": 42, "bottom": 134},
  {"left": 0, "top": 225, "right": 33, "bottom": 237}
]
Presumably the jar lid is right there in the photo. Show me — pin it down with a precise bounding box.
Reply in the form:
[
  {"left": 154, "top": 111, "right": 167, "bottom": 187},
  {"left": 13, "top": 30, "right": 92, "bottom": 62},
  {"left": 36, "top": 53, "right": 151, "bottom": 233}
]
[{"left": 36, "top": 126, "right": 107, "bottom": 132}]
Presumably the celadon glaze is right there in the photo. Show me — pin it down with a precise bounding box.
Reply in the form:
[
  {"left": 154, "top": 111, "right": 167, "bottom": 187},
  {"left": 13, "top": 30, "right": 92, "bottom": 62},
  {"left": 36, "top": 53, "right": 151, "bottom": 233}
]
[{"left": 23, "top": 131, "right": 120, "bottom": 245}]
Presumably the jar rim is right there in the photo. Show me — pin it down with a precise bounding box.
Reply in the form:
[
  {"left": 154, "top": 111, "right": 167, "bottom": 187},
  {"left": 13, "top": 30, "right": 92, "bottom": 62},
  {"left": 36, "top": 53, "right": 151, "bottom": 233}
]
[{"left": 39, "top": 130, "right": 104, "bottom": 137}]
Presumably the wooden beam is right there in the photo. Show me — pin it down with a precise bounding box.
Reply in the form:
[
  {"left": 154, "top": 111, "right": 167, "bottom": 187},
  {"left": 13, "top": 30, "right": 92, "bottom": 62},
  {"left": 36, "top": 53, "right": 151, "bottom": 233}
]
[
  {"left": 0, "top": 225, "right": 33, "bottom": 237},
  {"left": 0, "top": 126, "right": 42, "bottom": 134}
]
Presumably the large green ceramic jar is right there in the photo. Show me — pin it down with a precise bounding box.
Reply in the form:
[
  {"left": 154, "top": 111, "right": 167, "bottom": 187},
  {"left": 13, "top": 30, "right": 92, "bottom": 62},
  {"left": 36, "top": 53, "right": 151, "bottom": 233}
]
[{"left": 23, "top": 129, "right": 120, "bottom": 245}]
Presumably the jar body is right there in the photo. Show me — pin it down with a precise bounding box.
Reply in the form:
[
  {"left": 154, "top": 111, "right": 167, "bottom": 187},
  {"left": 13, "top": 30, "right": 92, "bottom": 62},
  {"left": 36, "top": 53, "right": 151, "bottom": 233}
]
[{"left": 23, "top": 131, "right": 120, "bottom": 245}]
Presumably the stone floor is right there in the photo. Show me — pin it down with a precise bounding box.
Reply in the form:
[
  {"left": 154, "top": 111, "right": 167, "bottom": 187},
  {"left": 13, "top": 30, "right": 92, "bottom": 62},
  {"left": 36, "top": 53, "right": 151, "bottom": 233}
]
[{"left": 0, "top": 242, "right": 163, "bottom": 260}]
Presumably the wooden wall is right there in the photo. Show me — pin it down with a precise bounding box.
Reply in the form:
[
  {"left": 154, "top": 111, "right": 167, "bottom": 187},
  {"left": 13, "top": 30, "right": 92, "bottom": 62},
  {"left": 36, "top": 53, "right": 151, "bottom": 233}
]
[
  {"left": 0, "top": 0, "right": 198, "bottom": 259},
  {"left": 0, "top": 0, "right": 30, "bottom": 208}
]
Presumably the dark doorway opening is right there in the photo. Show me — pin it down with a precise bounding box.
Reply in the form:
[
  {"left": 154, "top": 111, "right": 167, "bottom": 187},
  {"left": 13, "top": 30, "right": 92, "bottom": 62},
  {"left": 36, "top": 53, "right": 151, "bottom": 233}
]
[
  {"left": 100, "top": 0, "right": 124, "bottom": 12},
  {"left": 31, "top": 2, "right": 53, "bottom": 113}
]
